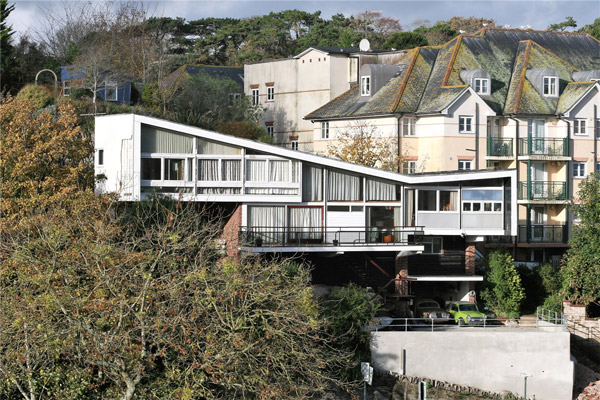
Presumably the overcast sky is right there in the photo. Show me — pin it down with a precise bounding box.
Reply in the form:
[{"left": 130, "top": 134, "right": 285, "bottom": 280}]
[{"left": 9, "top": 0, "right": 600, "bottom": 39}]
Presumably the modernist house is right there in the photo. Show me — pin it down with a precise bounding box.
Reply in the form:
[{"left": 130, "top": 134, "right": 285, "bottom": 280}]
[
  {"left": 244, "top": 46, "right": 406, "bottom": 151},
  {"left": 60, "top": 66, "right": 132, "bottom": 104},
  {"left": 304, "top": 28, "right": 600, "bottom": 265},
  {"left": 95, "top": 114, "right": 517, "bottom": 301}
]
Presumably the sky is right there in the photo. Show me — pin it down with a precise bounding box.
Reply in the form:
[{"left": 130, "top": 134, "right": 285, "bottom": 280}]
[{"left": 8, "top": 0, "right": 600, "bottom": 39}]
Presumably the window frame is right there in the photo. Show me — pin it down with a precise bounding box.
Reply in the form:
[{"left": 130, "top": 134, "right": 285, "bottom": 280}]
[
  {"left": 543, "top": 76, "right": 558, "bottom": 97},
  {"left": 266, "top": 125, "right": 274, "bottom": 137},
  {"left": 458, "top": 160, "right": 472, "bottom": 171},
  {"left": 573, "top": 162, "right": 586, "bottom": 178},
  {"left": 573, "top": 119, "right": 587, "bottom": 136},
  {"left": 402, "top": 161, "right": 416, "bottom": 174},
  {"left": 402, "top": 117, "right": 416, "bottom": 136},
  {"left": 459, "top": 116, "right": 474, "bottom": 133},
  {"left": 361, "top": 75, "right": 371, "bottom": 96},
  {"left": 266, "top": 86, "right": 274, "bottom": 101},
  {"left": 321, "top": 121, "right": 329, "bottom": 139},
  {"left": 473, "top": 78, "right": 490, "bottom": 95},
  {"left": 63, "top": 80, "right": 71, "bottom": 96},
  {"left": 290, "top": 140, "right": 298, "bottom": 151},
  {"left": 251, "top": 88, "right": 259, "bottom": 105},
  {"left": 104, "top": 81, "right": 118, "bottom": 102}
]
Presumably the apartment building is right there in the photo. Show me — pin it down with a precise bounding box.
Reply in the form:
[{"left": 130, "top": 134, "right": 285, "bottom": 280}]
[
  {"left": 305, "top": 28, "right": 600, "bottom": 265},
  {"left": 243, "top": 46, "right": 405, "bottom": 152}
]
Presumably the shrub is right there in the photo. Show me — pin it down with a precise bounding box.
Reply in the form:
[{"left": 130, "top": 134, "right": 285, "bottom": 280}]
[
  {"left": 16, "top": 84, "right": 53, "bottom": 109},
  {"left": 481, "top": 250, "right": 524, "bottom": 318}
]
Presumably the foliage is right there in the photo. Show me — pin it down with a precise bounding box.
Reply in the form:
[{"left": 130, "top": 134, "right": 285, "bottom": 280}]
[
  {"left": 561, "top": 172, "right": 600, "bottom": 306},
  {"left": 413, "top": 23, "right": 458, "bottom": 45},
  {"left": 0, "top": 0, "right": 15, "bottom": 91},
  {"left": 537, "top": 263, "right": 563, "bottom": 312},
  {"left": 481, "top": 250, "right": 524, "bottom": 318},
  {"left": 435, "top": 16, "right": 495, "bottom": 33},
  {"left": 326, "top": 120, "right": 402, "bottom": 172},
  {"left": 580, "top": 17, "right": 600, "bottom": 39},
  {"left": 383, "top": 32, "right": 427, "bottom": 50},
  {"left": 548, "top": 16, "right": 577, "bottom": 32},
  {"left": 15, "top": 84, "right": 54, "bottom": 109},
  {"left": 216, "top": 120, "right": 273, "bottom": 143},
  {"left": 0, "top": 96, "right": 94, "bottom": 221}
]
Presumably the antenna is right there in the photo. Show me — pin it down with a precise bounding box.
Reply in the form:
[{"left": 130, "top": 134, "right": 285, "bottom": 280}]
[{"left": 359, "top": 38, "right": 371, "bottom": 52}]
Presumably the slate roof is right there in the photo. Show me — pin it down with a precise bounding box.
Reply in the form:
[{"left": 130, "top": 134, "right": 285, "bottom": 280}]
[
  {"left": 161, "top": 65, "right": 244, "bottom": 90},
  {"left": 556, "top": 81, "right": 598, "bottom": 115},
  {"left": 306, "top": 28, "right": 600, "bottom": 120}
]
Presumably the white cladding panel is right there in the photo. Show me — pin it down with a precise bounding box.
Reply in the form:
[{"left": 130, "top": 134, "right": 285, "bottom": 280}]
[{"left": 326, "top": 210, "right": 365, "bottom": 228}]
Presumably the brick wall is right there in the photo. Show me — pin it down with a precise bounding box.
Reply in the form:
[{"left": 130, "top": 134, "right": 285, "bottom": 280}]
[
  {"left": 221, "top": 205, "right": 242, "bottom": 259},
  {"left": 465, "top": 242, "right": 476, "bottom": 275}
]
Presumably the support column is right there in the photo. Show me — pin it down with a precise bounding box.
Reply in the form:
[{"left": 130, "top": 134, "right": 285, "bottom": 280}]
[
  {"left": 465, "top": 242, "right": 476, "bottom": 276},
  {"left": 222, "top": 205, "right": 243, "bottom": 260},
  {"left": 394, "top": 256, "right": 409, "bottom": 296}
]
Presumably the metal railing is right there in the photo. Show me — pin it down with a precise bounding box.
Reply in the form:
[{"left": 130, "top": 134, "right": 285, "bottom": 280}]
[
  {"left": 240, "top": 226, "right": 425, "bottom": 247},
  {"left": 487, "top": 138, "right": 513, "bottom": 157},
  {"left": 518, "top": 224, "right": 568, "bottom": 243},
  {"left": 518, "top": 138, "right": 568, "bottom": 156},
  {"left": 518, "top": 181, "right": 567, "bottom": 200}
]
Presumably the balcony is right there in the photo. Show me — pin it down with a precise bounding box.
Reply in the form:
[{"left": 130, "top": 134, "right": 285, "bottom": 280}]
[
  {"left": 487, "top": 138, "right": 513, "bottom": 157},
  {"left": 518, "top": 225, "right": 568, "bottom": 244},
  {"left": 518, "top": 138, "right": 568, "bottom": 157},
  {"left": 518, "top": 181, "right": 567, "bottom": 201}
]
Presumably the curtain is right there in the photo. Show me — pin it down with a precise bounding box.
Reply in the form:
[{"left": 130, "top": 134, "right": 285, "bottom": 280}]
[
  {"left": 302, "top": 165, "right": 323, "bottom": 201},
  {"left": 198, "top": 159, "right": 219, "bottom": 181},
  {"left": 394, "top": 207, "right": 402, "bottom": 241},
  {"left": 246, "top": 188, "right": 298, "bottom": 195},
  {"left": 405, "top": 189, "right": 414, "bottom": 227},
  {"left": 289, "top": 207, "right": 323, "bottom": 241},
  {"left": 269, "top": 160, "right": 290, "bottom": 182},
  {"left": 248, "top": 206, "right": 285, "bottom": 244},
  {"left": 222, "top": 160, "right": 241, "bottom": 181},
  {"left": 141, "top": 126, "right": 193, "bottom": 153},
  {"left": 246, "top": 160, "right": 267, "bottom": 181},
  {"left": 197, "top": 139, "right": 241, "bottom": 155},
  {"left": 328, "top": 170, "right": 361, "bottom": 201},
  {"left": 197, "top": 188, "right": 240, "bottom": 194},
  {"left": 367, "top": 179, "right": 396, "bottom": 201}
]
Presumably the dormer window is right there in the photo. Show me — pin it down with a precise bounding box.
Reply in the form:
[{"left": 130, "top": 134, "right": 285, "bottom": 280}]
[
  {"left": 473, "top": 78, "right": 490, "bottom": 95},
  {"left": 361, "top": 76, "right": 371, "bottom": 96},
  {"left": 543, "top": 76, "right": 558, "bottom": 96}
]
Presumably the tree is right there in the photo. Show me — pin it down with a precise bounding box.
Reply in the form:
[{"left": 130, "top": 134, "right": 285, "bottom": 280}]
[
  {"left": 15, "top": 84, "right": 53, "bottom": 109},
  {"left": 383, "top": 32, "right": 427, "bottom": 50},
  {"left": 580, "top": 17, "right": 600, "bottom": 39},
  {"left": 481, "top": 250, "right": 524, "bottom": 317},
  {"left": 0, "top": 0, "right": 15, "bottom": 91},
  {"left": 548, "top": 16, "right": 577, "bottom": 32},
  {"left": 216, "top": 120, "right": 273, "bottom": 143},
  {"left": 414, "top": 23, "right": 458, "bottom": 45},
  {"left": 436, "top": 16, "right": 495, "bottom": 33},
  {"left": 561, "top": 172, "right": 600, "bottom": 307},
  {"left": 326, "top": 120, "right": 402, "bottom": 172}
]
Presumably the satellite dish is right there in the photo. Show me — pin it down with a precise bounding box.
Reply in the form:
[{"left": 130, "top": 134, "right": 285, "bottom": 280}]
[{"left": 359, "top": 38, "right": 371, "bottom": 52}]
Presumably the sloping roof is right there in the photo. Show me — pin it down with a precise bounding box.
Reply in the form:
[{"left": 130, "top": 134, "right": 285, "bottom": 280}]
[
  {"left": 556, "top": 82, "right": 598, "bottom": 115},
  {"left": 305, "top": 28, "right": 600, "bottom": 119},
  {"left": 160, "top": 65, "right": 244, "bottom": 90}
]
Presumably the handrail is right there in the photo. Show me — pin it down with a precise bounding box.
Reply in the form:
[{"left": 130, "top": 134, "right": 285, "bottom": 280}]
[
  {"left": 518, "top": 137, "right": 568, "bottom": 156},
  {"left": 367, "top": 316, "right": 567, "bottom": 332},
  {"left": 518, "top": 181, "right": 567, "bottom": 200},
  {"left": 518, "top": 225, "right": 568, "bottom": 243},
  {"left": 487, "top": 138, "right": 513, "bottom": 157}
]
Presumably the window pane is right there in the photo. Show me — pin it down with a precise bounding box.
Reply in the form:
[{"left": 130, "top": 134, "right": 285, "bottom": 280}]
[
  {"left": 418, "top": 190, "right": 436, "bottom": 211},
  {"left": 463, "top": 202, "right": 471, "bottom": 211},
  {"left": 246, "top": 160, "right": 267, "bottom": 181},
  {"left": 484, "top": 202, "right": 492, "bottom": 212},
  {"left": 222, "top": 160, "right": 241, "bottom": 181},
  {"left": 473, "top": 203, "right": 481, "bottom": 211},
  {"left": 141, "top": 126, "right": 194, "bottom": 154},
  {"left": 462, "top": 190, "right": 502, "bottom": 201},
  {"left": 493, "top": 203, "right": 501, "bottom": 211},
  {"left": 328, "top": 170, "right": 362, "bottom": 201},
  {"left": 269, "top": 160, "right": 290, "bottom": 182},
  {"left": 141, "top": 158, "right": 161, "bottom": 180},
  {"left": 164, "top": 159, "right": 184, "bottom": 180},
  {"left": 439, "top": 191, "right": 458, "bottom": 211},
  {"left": 367, "top": 179, "right": 397, "bottom": 201}
]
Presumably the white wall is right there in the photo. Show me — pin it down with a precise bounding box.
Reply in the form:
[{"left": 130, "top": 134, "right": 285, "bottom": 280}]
[{"left": 371, "top": 331, "right": 573, "bottom": 400}]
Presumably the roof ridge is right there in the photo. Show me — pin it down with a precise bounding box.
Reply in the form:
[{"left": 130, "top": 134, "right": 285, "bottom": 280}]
[
  {"left": 480, "top": 27, "right": 593, "bottom": 36},
  {"left": 511, "top": 40, "right": 533, "bottom": 114},
  {"left": 392, "top": 48, "right": 421, "bottom": 111},
  {"left": 441, "top": 35, "right": 463, "bottom": 87}
]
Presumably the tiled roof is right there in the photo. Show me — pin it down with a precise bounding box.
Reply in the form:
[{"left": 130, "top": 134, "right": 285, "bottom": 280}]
[
  {"left": 305, "top": 28, "right": 600, "bottom": 120},
  {"left": 556, "top": 82, "right": 598, "bottom": 115}
]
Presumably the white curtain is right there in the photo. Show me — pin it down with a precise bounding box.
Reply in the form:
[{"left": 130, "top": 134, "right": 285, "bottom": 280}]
[
  {"left": 141, "top": 126, "right": 193, "bottom": 153},
  {"left": 198, "top": 159, "right": 219, "bottom": 181},
  {"left": 394, "top": 207, "right": 402, "bottom": 241},
  {"left": 328, "top": 170, "right": 361, "bottom": 201},
  {"left": 269, "top": 160, "right": 290, "bottom": 182},
  {"left": 246, "top": 160, "right": 267, "bottom": 182},
  {"left": 248, "top": 206, "right": 285, "bottom": 244},
  {"left": 246, "top": 188, "right": 298, "bottom": 195},
  {"left": 289, "top": 207, "right": 323, "bottom": 240},
  {"left": 367, "top": 179, "right": 396, "bottom": 201},
  {"left": 302, "top": 165, "right": 323, "bottom": 201},
  {"left": 291, "top": 161, "right": 300, "bottom": 183},
  {"left": 197, "top": 139, "right": 241, "bottom": 155},
  {"left": 222, "top": 160, "right": 241, "bottom": 181},
  {"left": 197, "top": 188, "right": 240, "bottom": 194}
]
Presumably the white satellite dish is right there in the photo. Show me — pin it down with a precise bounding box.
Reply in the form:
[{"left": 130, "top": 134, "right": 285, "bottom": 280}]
[{"left": 359, "top": 38, "right": 371, "bottom": 52}]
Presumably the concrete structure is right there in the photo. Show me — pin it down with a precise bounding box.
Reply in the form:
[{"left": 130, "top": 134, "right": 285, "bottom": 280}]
[
  {"left": 244, "top": 46, "right": 405, "bottom": 151},
  {"left": 371, "top": 330, "right": 574, "bottom": 400}
]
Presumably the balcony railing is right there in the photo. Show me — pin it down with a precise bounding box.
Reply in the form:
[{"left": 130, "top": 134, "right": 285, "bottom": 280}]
[
  {"left": 518, "top": 138, "right": 568, "bottom": 156},
  {"left": 518, "top": 181, "right": 567, "bottom": 200},
  {"left": 240, "top": 226, "right": 425, "bottom": 247},
  {"left": 518, "top": 225, "right": 568, "bottom": 244},
  {"left": 487, "top": 138, "right": 513, "bottom": 157}
]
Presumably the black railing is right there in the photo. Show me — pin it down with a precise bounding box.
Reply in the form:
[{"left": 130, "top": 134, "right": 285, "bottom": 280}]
[
  {"left": 518, "top": 225, "right": 568, "bottom": 243},
  {"left": 518, "top": 138, "right": 568, "bottom": 156},
  {"left": 240, "top": 226, "right": 425, "bottom": 247},
  {"left": 487, "top": 138, "right": 513, "bottom": 157},
  {"left": 518, "top": 181, "right": 567, "bottom": 200}
]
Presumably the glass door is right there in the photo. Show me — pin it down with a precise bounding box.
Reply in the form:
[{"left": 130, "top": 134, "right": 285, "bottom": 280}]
[
  {"left": 532, "top": 119, "right": 545, "bottom": 154},
  {"left": 531, "top": 206, "right": 545, "bottom": 241},
  {"left": 531, "top": 162, "right": 546, "bottom": 199}
]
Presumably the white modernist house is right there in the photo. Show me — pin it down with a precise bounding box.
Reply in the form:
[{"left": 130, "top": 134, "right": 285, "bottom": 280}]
[{"left": 95, "top": 114, "right": 517, "bottom": 299}]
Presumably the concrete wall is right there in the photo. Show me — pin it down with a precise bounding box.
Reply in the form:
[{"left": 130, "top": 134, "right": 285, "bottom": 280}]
[{"left": 371, "top": 331, "right": 573, "bottom": 400}]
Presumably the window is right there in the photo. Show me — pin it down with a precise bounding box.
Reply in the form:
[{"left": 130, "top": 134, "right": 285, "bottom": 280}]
[
  {"left": 458, "top": 160, "right": 472, "bottom": 170},
  {"left": 459, "top": 116, "right": 473, "bottom": 133},
  {"left": 596, "top": 162, "right": 600, "bottom": 172},
  {"left": 573, "top": 119, "right": 586, "bottom": 135},
  {"left": 462, "top": 189, "right": 503, "bottom": 213},
  {"left": 439, "top": 191, "right": 458, "bottom": 211},
  {"left": 402, "top": 117, "right": 416, "bottom": 136},
  {"left": 402, "top": 161, "right": 416, "bottom": 174},
  {"left": 596, "top": 119, "right": 600, "bottom": 138},
  {"left": 266, "top": 125, "right": 274, "bottom": 137},
  {"left": 141, "top": 158, "right": 161, "bottom": 180},
  {"left": 321, "top": 122, "right": 329, "bottom": 139},
  {"left": 418, "top": 190, "right": 437, "bottom": 211},
  {"left": 328, "top": 170, "right": 362, "bottom": 201},
  {"left": 543, "top": 76, "right": 558, "bottom": 96},
  {"left": 251, "top": 88, "right": 259, "bottom": 105},
  {"left": 229, "top": 92, "right": 242, "bottom": 102},
  {"left": 104, "top": 81, "right": 117, "bottom": 101},
  {"left": 63, "top": 80, "right": 71, "bottom": 96},
  {"left": 473, "top": 78, "right": 489, "bottom": 95},
  {"left": 97, "top": 149, "right": 104, "bottom": 166},
  {"left": 361, "top": 76, "right": 371, "bottom": 96},
  {"left": 573, "top": 162, "right": 586, "bottom": 178},
  {"left": 291, "top": 141, "right": 298, "bottom": 151},
  {"left": 423, "top": 237, "right": 443, "bottom": 254},
  {"left": 164, "top": 159, "right": 185, "bottom": 180},
  {"left": 267, "top": 86, "right": 274, "bottom": 101}
]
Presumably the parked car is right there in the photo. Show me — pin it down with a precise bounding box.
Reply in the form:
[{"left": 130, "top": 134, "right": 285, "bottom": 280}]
[
  {"left": 447, "top": 301, "right": 487, "bottom": 325},
  {"left": 414, "top": 298, "right": 450, "bottom": 324}
]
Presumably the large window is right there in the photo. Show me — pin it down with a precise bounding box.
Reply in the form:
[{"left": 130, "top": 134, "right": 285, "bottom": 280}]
[
  {"left": 361, "top": 76, "right": 371, "bottom": 96},
  {"left": 418, "top": 190, "right": 437, "bottom": 211},
  {"left": 247, "top": 206, "right": 285, "bottom": 244},
  {"left": 141, "top": 158, "right": 161, "bottom": 180},
  {"left": 402, "top": 118, "right": 416, "bottom": 136},
  {"left": 328, "top": 170, "right": 362, "bottom": 201},
  {"left": 573, "top": 119, "right": 587, "bottom": 136},
  {"left": 269, "top": 160, "right": 290, "bottom": 182},
  {"left": 543, "top": 76, "right": 558, "bottom": 96},
  {"left": 473, "top": 78, "right": 489, "bottom": 95},
  {"left": 246, "top": 160, "right": 267, "bottom": 182},
  {"left": 302, "top": 165, "right": 323, "bottom": 202},
  {"left": 462, "top": 189, "right": 502, "bottom": 213},
  {"left": 321, "top": 122, "right": 329, "bottom": 139},
  {"left": 288, "top": 207, "right": 323, "bottom": 241},
  {"left": 459, "top": 116, "right": 473, "bottom": 133},
  {"left": 222, "top": 160, "right": 241, "bottom": 181},
  {"left": 142, "top": 126, "right": 194, "bottom": 154},
  {"left": 367, "top": 179, "right": 399, "bottom": 201},
  {"left": 439, "top": 191, "right": 458, "bottom": 211},
  {"left": 198, "top": 159, "right": 219, "bottom": 181},
  {"left": 164, "top": 159, "right": 184, "bottom": 180}
]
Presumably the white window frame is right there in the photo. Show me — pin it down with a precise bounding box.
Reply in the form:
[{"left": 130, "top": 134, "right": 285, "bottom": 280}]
[
  {"left": 361, "top": 76, "right": 371, "bottom": 96},
  {"left": 104, "top": 81, "right": 118, "bottom": 101},
  {"left": 290, "top": 141, "right": 299, "bottom": 151},
  {"left": 321, "top": 121, "right": 329, "bottom": 139},
  {"left": 402, "top": 161, "right": 416, "bottom": 174},
  {"left": 267, "top": 86, "right": 274, "bottom": 101},
  {"left": 63, "top": 80, "right": 71, "bottom": 97},
  {"left": 266, "top": 125, "right": 274, "bottom": 137},
  {"left": 402, "top": 117, "right": 416, "bottom": 136},
  {"left": 459, "top": 116, "right": 474, "bottom": 133},
  {"left": 543, "top": 76, "right": 558, "bottom": 97},
  {"left": 473, "top": 78, "right": 490, "bottom": 95},
  {"left": 251, "top": 88, "right": 259, "bottom": 105},
  {"left": 573, "top": 119, "right": 587, "bottom": 136},
  {"left": 458, "top": 160, "right": 472, "bottom": 171},
  {"left": 573, "top": 162, "right": 586, "bottom": 178}
]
